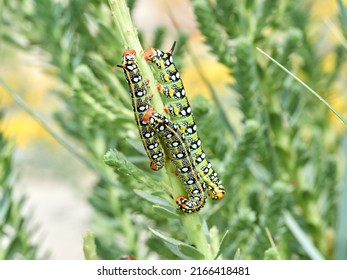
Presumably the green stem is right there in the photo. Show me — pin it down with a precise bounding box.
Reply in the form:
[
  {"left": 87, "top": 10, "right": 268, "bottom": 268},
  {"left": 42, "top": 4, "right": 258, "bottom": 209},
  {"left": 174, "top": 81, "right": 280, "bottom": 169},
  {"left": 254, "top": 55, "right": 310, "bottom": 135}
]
[
  {"left": 108, "top": 0, "right": 163, "bottom": 113},
  {"left": 109, "top": 0, "right": 211, "bottom": 259},
  {"left": 83, "top": 231, "right": 99, "bottom": 260},
  {"left": 166, "top": 163, "right": 211, "bottom": 258}
]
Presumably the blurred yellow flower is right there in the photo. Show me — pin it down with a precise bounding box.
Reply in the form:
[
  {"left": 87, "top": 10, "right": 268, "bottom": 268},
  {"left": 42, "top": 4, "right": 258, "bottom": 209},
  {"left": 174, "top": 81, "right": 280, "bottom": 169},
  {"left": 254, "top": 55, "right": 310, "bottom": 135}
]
[
  {"left": 310, "top": 0, "right": 347, "bottom": 18},
  {"left": 322, "top": 52, "right": 337, "bottom": 74},
  {"left": 311, "top": 0, "right": 341, "bottom": 18},
  {"left": 183, "top": 57, "right": 232, "bottom": 99},
  {"left": 1, "top": 112, "right": 52, "bottom": 146},
  {"left": 327, "top": 83, "right": 347, "bottom": 134},
  {"left": 180, "top": 35, "right": 232, "bottom": 100},
  {"left": 1, "top": 54, "right": 59, "bottom": 147}
]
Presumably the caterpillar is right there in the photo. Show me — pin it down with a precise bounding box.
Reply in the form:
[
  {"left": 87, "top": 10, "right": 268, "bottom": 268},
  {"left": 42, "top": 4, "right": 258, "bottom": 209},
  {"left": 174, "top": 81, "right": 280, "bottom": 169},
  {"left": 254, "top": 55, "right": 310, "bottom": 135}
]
[
  {"left": 117, "top": 49, "right": 165, "bottom": 171},
  {"left": 119, "top": 256, "right": 136, "bottom": 260},
  {"left": 143, "top": 109, "right": 207, "bottom": 213},
  {"left": 144, "top": 43, "right": 225, "bottom": 200}
]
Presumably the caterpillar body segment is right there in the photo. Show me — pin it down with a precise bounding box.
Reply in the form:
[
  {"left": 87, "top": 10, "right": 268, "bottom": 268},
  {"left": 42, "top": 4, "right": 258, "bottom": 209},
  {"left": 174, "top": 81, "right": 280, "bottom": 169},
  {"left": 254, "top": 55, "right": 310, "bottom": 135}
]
[
  {"left": 118, "top": 49, "right": 165, "bottom": 171},
  {"left": 143, "top": 110, "right": 207, "bottom": 213},
  {"left": 144, "top": 45, "right": 225, "bottom": 200}
]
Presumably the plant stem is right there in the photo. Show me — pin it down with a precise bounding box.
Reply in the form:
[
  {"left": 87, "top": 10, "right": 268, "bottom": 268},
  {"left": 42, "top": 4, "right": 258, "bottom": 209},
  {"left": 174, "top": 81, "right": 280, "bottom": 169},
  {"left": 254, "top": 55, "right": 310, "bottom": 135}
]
[
  {"left": 83, "top": 231, "right": 99, "bottom": 260},
  {"left": 166, "top": 163, "right": 211, "bottom": 258},
  {"left": 108, "top": 0, "right": 211, "bottom": 259},
  {"left": 108, "top": 0, "right": 163, "bottom": 113}
]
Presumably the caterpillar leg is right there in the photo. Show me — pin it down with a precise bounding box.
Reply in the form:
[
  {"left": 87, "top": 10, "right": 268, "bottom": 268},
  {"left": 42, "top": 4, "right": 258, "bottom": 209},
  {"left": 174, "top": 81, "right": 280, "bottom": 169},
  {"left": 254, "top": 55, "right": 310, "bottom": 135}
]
[
  {"left": 198, "top": 161, "right": 225, "bottom": 200},
  {"left": 146, "top": 150, "right": 164, "bottom": 171}
]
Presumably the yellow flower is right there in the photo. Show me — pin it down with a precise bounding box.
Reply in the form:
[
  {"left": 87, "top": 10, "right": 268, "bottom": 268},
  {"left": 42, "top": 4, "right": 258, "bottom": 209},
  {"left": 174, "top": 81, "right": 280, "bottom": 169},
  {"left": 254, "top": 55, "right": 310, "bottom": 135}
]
[
  {"left": 327, "top": 83, "right": 347, "bottom": 135},
  {"left": 1, "top": 55, "right": 59, "bottom": 146},
  {"left": 312, "top": 0, "right": 340, "bottom": 18},
  {"left": 181, "top": 38, "right": 232, "bottom": 99}
]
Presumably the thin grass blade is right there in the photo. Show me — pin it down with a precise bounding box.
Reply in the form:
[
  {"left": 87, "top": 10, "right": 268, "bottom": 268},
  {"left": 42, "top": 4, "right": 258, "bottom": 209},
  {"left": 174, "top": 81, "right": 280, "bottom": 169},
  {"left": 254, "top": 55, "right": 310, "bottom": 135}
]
[
  {"left": 256, "top": 48, "right": 347, "bottom": 126},
  {"left": 284, "top": 211, "right": 324, "bottom": 260}
]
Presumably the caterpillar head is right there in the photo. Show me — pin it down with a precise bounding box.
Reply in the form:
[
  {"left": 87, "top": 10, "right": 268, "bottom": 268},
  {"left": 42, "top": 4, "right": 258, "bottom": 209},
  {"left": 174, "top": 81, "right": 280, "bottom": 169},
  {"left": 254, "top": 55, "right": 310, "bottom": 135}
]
[
  {"left": 144, "top": 48, "right": 165, "bottom": 69},
  {"left": 123, "top": 49, "right": 136, "bottom": 57},
  {"left": 117, "top": 49, "right": 137, "bottom": 70}
]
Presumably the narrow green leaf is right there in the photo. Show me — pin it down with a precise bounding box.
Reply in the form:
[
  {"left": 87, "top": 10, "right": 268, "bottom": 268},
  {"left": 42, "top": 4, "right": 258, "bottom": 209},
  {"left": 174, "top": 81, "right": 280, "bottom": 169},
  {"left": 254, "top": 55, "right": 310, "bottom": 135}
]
[
  {"left": 0, "top": 188, "right": 11, "bottom": 227},
  {"left": 127, "top": 139, "right": 147, "bottom": 156},
  {"left": 178, "top": 243, "right": 205, "bottom": 260},
  {"left": 234, "top": 248, "right": 241, "bottom": 260},
  {"left": 149, "top": 228, "right": 204, "bottom": 260},
  {"left": 164, "top": 243, "right": 191, "bottom": 260},
  {"left": 149, "top": 227, "right": 184, "bottom": 246},
  {"left": 214, "top": 230, "right": 231, "bottom": 259},
  {"left": 335, "top": 135, "right": 347, "bottom": 259},
  {"left": 152, "top": 205, "right": 179, "bottom": 219},
  {"left": 134, "top": 190, "right": 171, "bottom": 207},
  {"left": 284, "top": 211, "right": 324, "bottom": 260},
  {"left": 4, "top": 235, "right": 18, "bottom": 259}
]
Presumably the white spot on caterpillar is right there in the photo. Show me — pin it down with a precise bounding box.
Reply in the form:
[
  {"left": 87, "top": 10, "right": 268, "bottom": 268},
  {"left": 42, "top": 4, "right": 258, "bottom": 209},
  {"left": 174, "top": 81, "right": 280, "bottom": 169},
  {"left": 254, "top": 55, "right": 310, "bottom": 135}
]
[
  {"left": 176, "top": 153, "right": 184, "bottom": 159},
  {"left": 172, "top": 141, "right": 179, "bottom": 147}
]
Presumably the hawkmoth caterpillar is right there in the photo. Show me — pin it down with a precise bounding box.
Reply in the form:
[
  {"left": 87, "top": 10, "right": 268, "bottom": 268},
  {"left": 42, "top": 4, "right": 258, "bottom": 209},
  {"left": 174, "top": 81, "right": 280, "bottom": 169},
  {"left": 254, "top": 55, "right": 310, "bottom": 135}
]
[
  {"left": 144, "top": 43, "right": 225, "bottom": 200},
  {"left": 117, "top": 49, "right": 165, "bottom": 171},
  {"left": 119, "top": 256, "right": 136, "bottom": 260},
  {"left": 143, "top": 109, "right": 207, "bottom": 213}
]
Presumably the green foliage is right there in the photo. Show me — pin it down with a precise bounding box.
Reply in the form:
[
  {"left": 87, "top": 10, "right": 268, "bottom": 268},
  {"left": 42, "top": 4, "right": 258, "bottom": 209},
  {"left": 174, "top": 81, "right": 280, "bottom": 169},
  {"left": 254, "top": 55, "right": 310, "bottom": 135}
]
[
  {"left": 264, "top": 248, "right": 280, "bottom": 260},
  {"left": 0, "top": 133, "right": 39, "bottom": 259},
  {"left": 335, "top": 137, "right": 347, "bottom": 259},
  {"left": 191, "top": 0, "right": 345, "bottom": 260},
  {"left": 1, "top": 0, "right": 347, "bottom": 259},
  {"left": 192, "top": 0, "right": 233, "bottom": 67}
]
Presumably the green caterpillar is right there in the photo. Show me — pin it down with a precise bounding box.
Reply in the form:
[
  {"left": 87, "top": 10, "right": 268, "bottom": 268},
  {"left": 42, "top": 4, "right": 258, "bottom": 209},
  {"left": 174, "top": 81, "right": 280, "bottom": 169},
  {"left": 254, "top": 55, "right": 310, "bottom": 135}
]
[
  {"left": 117, "top": 49, "right": 165, "bottom": 171},
  {"left": 144, "top": 43, "right": 225, "bottom": 200},
  {"left": 143, "top": 109, "right": 206, "bottom": 213}
]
